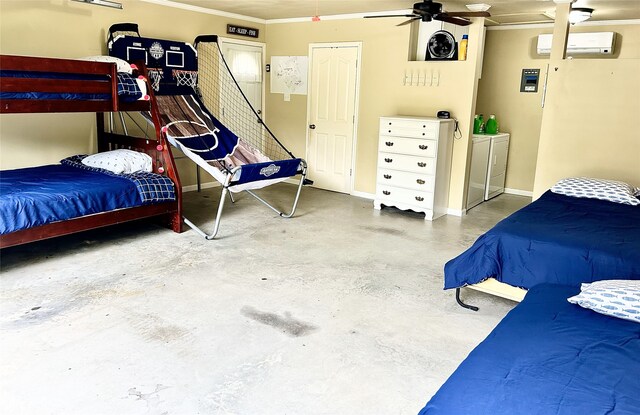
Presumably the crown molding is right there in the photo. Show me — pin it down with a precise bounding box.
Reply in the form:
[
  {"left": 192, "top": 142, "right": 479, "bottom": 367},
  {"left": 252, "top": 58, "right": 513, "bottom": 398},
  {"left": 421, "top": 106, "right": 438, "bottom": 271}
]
[
  {"left": 266, "top": 9, "right": 412, "bottom": 25},
  {"left": 487, "top": 19, "right": 640, "bottom": 30},
  {"left": 140, "top": 0, "right": 266, "bottom": 24},
  {"left": 137, "top": 2, "right": 640, "bottom": 31}
]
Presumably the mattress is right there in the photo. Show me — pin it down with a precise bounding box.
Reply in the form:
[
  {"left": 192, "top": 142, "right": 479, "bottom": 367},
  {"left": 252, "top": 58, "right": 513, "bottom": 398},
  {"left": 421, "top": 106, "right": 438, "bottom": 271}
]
[
  {"left": 1, "top": 163, "right": 144, "bottom": 235},
  {"left": 444, "top": 191, "right": 640, "bottom": 290},
  {"left": 0, "top": 70, "right": 146, "bottom": 102},
  {"left": 419, "top": 284, "right": 640, "bottom": 415}
]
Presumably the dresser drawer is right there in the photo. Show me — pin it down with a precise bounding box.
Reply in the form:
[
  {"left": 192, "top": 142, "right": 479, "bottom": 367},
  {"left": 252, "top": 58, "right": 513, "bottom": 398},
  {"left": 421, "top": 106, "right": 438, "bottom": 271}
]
[
  {"left": 379, "top": 136, "right": 437, "bottom": 157},
  {"left": 376, "top": 184, "right": 434, "bottom": 209},
  {"left": 380, "top": 119, "right": 437, "bottom": 139},
  {"left": 378, "top": 152, "right": 436, "bottom": 175},
  {"left": 377, "top": 168, "right": 435, "bottom": 191}
]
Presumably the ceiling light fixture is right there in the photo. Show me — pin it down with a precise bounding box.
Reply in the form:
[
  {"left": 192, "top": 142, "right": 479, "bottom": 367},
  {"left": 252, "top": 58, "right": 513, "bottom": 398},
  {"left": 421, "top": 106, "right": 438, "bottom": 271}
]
[
  {"left": 569, "top": 7, "right": 593, "bottom": 24},
  {"left": 466, "top": 4, "right": 491, "bottom": 13},
  {"left": 72, "top": 0, "right": 123, "bottom": 10}
]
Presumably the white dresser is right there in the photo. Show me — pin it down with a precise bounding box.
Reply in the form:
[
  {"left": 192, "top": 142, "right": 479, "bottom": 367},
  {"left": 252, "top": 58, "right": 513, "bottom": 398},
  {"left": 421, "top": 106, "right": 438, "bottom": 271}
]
[{"left": 374, "top": 116, "right": 455, "bottom": 220}]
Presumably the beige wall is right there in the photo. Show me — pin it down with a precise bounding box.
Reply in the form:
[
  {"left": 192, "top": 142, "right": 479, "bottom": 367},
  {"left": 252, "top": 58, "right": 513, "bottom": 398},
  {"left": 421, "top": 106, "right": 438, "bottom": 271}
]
[
  {"left": 476, "top": 28, "right": 545, "bottom": 193},
  {"left": 532, "top": 22, "right": 640, "bottom": 197},
  {"left": 265, "top": 19, "right": 486, "bottom": 210},
  {"left": 477, "top": 23, "right": 640, "bottom": 193},
  {"left": 533, "top": 57, "right": 640, "bottom": 196},
  {"left": 0, "top": 0, "right": 265, "bottom": 187}
]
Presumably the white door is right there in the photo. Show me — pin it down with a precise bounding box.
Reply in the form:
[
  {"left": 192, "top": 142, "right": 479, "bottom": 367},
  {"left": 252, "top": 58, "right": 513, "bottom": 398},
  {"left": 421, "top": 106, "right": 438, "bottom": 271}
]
[
  {"left": 220, "top": 40, "right": 264, "bottom": 115},
  {"left": 307, "top": 44, "right": 360, "bottom": 193}
]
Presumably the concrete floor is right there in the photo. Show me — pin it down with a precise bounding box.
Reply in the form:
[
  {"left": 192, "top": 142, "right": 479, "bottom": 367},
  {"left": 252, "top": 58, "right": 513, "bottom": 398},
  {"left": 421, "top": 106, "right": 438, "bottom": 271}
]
[{"left": 0, "top": 185, "right": 530, "bottom": 415}]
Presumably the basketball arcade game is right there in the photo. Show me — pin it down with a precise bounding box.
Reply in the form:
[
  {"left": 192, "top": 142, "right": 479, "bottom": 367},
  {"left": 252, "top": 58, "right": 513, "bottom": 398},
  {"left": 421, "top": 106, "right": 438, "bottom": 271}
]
[{"left": 108, "top": 24, "right": 310, "bottom": 239}]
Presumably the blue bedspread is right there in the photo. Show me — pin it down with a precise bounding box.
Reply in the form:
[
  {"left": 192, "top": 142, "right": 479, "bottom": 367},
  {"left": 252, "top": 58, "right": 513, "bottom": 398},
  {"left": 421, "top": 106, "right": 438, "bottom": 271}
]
[
  {"left": 0, "top": 161, "right": 173, "bottom": 235},
  {"left": 419, "top": 284, "right": 640, "bottom": 415},
  {"left": 444, "top": 191, "right": 640, "bottom": 290}
]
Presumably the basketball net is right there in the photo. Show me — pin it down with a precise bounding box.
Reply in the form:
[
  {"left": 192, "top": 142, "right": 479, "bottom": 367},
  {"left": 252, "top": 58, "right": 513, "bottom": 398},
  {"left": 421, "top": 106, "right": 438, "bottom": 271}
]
[
  {"left": 173, "top": 70, "right": 198, "bottom": 89},
  {"left": 147, "top": 68, "right": 163, "bottom": 91}
]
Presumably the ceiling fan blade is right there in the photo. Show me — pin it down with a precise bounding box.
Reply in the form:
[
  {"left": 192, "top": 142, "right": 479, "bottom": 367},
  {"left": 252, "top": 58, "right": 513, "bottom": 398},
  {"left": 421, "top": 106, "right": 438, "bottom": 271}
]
[
  {"left": 447, "top": 11, "right": 491, "bottom": 18},
  {"left": 364, "top": 14, "right": 418, "bottom": 19},
  {"left": 396, "top": 16, "right": 422, "bottom": 27},
  {"left": 434, "top": 14, "right": 472, "bottom": 26}
]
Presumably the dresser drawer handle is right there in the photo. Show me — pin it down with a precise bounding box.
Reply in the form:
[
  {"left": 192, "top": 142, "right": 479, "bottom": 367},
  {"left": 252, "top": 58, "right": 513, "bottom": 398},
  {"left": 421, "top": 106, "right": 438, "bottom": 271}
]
[
  {"left": 416, "top": 179, "right": 425, "bottom": 185},
  {"left": 388, "top": 130, "right": 392, "bottom": 133},
  {"left": 384, "top": 158, "right": 393, "bottom": 163},
  {"left": 383, "top": 174, "right": 392, "bottom": 179},
  {"left": 388, "top": 122, "right": 392, "bottom": 126},
  {"left": 417, "top": 162, "right": 427, "bottom": 168},
  {"left": 419, "top": 145, "right": 429, "bottom": 150},
  {"left": 383, "top": 190, "right": 391, "bottom": 196},
  {"left": 415, "top": 196, "right": 424, "bottom": 202},
  {"left": 385, "top": 141, "right": 394, "bottom": 146}
]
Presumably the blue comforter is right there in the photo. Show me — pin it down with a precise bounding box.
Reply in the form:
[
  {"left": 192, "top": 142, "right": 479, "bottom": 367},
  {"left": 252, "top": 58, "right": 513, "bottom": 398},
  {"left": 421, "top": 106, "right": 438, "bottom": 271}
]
[
  {"left": 0, "top": 162, "right": 171, "bottom": 235},
  {"left": 419, "top": 284, "right": 640, "bottom": 415},
  {"left": 445, "top": 191, "right": 640, "bottom": 290}
]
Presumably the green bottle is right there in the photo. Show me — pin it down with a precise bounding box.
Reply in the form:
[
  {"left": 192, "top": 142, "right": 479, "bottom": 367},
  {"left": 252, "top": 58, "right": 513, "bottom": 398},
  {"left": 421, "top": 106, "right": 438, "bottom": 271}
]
[
  {"left": 486, "top": 115, "right": 498, "bottom": 134},
  {"left": 473, "top": 114, "right": 483, "bottom": 134}
]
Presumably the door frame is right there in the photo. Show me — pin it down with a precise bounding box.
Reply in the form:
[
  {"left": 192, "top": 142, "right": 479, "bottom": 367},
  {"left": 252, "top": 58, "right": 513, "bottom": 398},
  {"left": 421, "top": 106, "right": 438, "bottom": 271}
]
[
  {"left": 218, "top": 36, "right": 267, "bottom": 120},
  {"left": 306, "top": 42, "right": 363, "bottom": 194}
]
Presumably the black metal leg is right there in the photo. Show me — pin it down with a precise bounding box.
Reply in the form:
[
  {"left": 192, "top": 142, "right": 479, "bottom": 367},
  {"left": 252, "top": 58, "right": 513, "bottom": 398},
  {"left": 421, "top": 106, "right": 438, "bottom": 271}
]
[
  {"left": 456, "top": 288, "right": 479, "bottom": 312},
  {"left": 196, "top": 166, "right": 201, "bottom": 192}
]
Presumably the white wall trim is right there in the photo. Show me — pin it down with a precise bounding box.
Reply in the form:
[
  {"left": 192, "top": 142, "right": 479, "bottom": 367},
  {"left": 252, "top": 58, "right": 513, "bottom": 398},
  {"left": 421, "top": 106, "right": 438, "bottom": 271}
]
[
  {"left": 351, "top": 190, "right": 375, "bottom": 200},
  {"left": 182, "top": 181, "right": 220, "bottom": 193},
  {"left": 504, "top": 188, "right": 534, "bottom": 197},
  {"left": 140, "top": 0, "right": 266, "bottom": 24},
  {"left": 136, "top": 2, "right": 639, "bottom": 31},
  {"left": 487, "top": 19, "right": 640, "bottom": 31},
  {"left": 266, "top": 10, "right": 411, "bottom": 25},
  {"left": 447, "top": 208, "right": 466, "bottom": 217}
]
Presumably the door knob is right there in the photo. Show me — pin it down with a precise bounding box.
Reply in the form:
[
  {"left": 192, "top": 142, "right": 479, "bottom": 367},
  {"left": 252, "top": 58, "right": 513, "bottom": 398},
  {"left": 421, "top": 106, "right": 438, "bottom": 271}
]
[{"left": 309, "top": 124, "right": 316, "bottom": 129}]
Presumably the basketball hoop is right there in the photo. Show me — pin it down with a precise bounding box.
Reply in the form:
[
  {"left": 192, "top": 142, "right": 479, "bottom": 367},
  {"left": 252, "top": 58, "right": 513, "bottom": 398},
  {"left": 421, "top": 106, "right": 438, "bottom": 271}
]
[
  {"left": 173, "top": 69, "right": 198, "bottom": 89},
  {"left": 147, "top": 68, "right": 163, "bottom": 91}
]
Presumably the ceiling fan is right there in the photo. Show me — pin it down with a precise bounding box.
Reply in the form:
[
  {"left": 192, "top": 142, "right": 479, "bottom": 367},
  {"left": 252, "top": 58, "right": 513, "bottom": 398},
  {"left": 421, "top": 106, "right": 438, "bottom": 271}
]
[{"left": 364, "top": 0, "right": 491, "bottom": 26}]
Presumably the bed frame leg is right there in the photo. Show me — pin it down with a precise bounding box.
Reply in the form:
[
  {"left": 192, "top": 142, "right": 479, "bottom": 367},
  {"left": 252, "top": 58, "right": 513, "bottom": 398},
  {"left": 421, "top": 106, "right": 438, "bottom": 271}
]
[{"left": 456, "top": 288, "right": 479, "bottom": 312}]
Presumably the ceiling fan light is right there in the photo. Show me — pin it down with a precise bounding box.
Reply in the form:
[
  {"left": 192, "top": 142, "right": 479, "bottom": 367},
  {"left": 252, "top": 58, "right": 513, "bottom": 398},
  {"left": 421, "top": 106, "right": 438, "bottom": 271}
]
[
  {"left": 466, "top": 3, "right": 491, "bottom": 12},
  {"left": 569, "top": 7, "right": 593, "bottom": 24}
]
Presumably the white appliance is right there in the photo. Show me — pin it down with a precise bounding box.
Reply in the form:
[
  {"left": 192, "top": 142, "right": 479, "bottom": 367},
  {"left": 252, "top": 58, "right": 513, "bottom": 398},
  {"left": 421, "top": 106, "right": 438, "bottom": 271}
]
[
  {"left": 537, "top": 32, "right": 616, "bottom": 55},
  {"left": 485, "top": 133, "right": 510, "bottom": 200},
  {"left": 466, "top": 135, "right": 491, "bottom": 210},
  {"left": 466, "top": 133, "right": 510, "bottom": 210}
]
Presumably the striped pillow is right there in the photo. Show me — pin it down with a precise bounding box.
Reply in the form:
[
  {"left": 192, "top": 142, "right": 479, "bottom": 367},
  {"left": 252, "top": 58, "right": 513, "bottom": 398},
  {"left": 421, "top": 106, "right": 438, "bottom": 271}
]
[{"left": 551, "top": 177, "right": 639, "bottom": 206}]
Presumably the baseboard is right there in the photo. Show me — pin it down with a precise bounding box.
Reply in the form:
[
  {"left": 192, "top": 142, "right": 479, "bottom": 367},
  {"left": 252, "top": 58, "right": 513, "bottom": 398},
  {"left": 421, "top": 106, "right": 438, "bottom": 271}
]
[
  {"left": 351, "top": 190, "right": 375, "bottom": 200},
  {"left": 182, "top": 182, "right": 220, "bottom": 193},
  {"left": 284, "top": 178, "right": 300, "bottom": 186},
  {"left": 447, "top": 208, "right": 466, "bottom": 217},
  {"left": 504, "top": 188, "right": 533, "bottom": 197}
]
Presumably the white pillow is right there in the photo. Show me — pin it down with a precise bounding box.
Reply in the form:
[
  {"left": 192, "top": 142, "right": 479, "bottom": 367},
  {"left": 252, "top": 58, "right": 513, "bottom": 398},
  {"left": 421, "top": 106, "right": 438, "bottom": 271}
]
[
  {"left": 568, "top": 280, "right": 640, "bottom": 324},
  {"left": 82, "top": 149, "right": 152, "bottom": 174},
  {"left": 79, "top": 56, "right": 132, "bottom": 74},
  {"left": 551, "top": 177, "right": 639, "bottom": 206}
]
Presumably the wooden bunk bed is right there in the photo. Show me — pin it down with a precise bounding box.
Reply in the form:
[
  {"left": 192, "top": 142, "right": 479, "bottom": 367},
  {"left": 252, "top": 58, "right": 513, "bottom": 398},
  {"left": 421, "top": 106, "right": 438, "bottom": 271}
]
[{"left": 0, "top": 54, "right": 183, "bottom": 248}]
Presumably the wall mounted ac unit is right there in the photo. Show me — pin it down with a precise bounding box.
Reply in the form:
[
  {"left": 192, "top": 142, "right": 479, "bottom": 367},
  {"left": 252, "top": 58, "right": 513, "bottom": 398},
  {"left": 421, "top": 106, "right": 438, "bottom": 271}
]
[{"left": 537, "top": 32, "right": 616, "bottom": 55}]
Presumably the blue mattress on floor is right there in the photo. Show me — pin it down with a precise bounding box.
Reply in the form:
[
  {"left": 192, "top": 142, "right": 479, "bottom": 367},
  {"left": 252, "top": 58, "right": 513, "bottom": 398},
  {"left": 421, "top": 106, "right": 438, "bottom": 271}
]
[
  {"left": 444, "top": 191, "right": 640, "bottom": 290},
  {"left": 0, "top": 163, "right": 144, "bottom": 235},
  {"left": 419, "top": 284, "right": 640, "bottom": 415}
]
